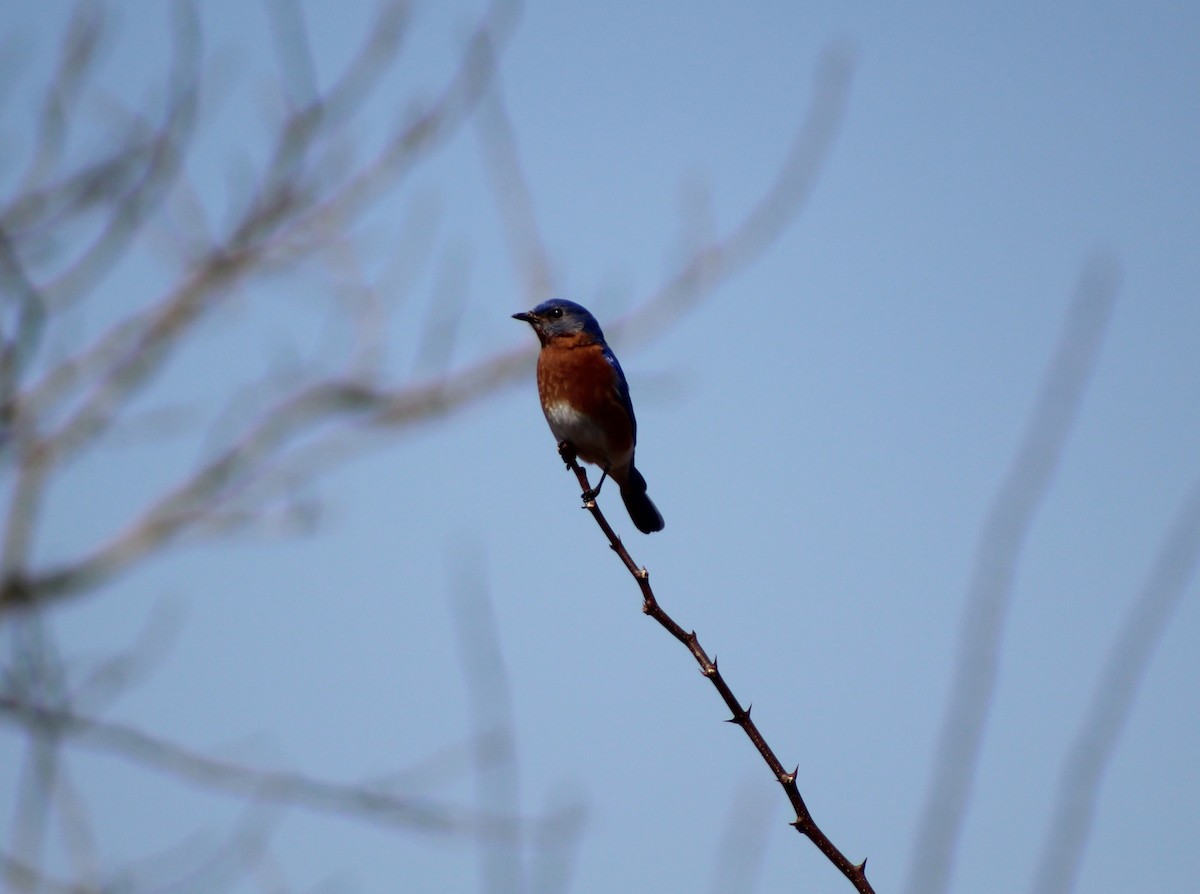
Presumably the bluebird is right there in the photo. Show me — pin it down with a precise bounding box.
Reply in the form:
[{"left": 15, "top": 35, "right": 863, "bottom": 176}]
[{"left": 513, "top": 299, "right": 665, "bottom": 534}]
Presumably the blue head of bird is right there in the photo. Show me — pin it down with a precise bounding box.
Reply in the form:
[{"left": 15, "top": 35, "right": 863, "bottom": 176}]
[{"left": 512, "top": 299, "right": 606, "bottom": 346}]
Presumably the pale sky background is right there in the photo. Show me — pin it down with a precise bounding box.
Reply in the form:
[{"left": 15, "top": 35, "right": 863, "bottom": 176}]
[{"left": 2, "top": 2, "right": 1198, "bottom": 893}]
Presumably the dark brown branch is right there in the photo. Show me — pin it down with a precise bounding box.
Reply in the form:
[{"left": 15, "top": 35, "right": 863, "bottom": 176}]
[{"left": 556, "top": 443, "right": 874, "bottom": 894}]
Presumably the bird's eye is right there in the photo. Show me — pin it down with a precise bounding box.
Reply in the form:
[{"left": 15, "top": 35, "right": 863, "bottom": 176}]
[{"left": 548, "top": 307, "right": 564, "bottom": 319}]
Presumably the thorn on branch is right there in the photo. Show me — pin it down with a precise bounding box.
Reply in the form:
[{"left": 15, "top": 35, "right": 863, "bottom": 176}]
[{"left": 725, "top": 704, "right": 751, "bottom": 726}]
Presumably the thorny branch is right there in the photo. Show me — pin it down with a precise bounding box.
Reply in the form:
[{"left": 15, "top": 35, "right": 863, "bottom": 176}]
[{"left": 556, "top": 443, "right": 875, "bottom": 894}]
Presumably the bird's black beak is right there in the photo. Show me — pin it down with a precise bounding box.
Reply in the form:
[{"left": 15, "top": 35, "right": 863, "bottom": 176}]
[{"left": 512, "top": 311, "right": 536, "bottom": 324}]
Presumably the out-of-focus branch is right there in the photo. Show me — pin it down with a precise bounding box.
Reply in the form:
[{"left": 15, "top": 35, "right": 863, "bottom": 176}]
[
  {"left": 4, "top": 618, "right": 69, "bottom": 893},
  {"left": 905, "top": 256, "right": 1121, "bottom": 894},
  {"left": 13, "top": 379, "right": 380, "bottom": 606},
  {"left": 612, "top": 44, "right": 854, "bottom": 346},
  {"left": 707, "top": 782, "right": 776, "bottom": 894},
  {"left": 377, "top": 44, "right": 854, "bottom": 413},
  {"left": 2, "top": 805, "right": 282, "bottom": 894},
  {"left": 0, "top": 5, "right": 859, "bottom": 890},
  {"left": 0, "top": 693, "right": 568, "bottom": 842},
  {"left": 296, "top": 0, "right": 520, "bottom": 236},
  {"left": 1, "top": 33, "right": 852, "bottom": 618},
  {"left": 16, "top": 4, "right": 104, "bottom": 198},
  {"left": 0, "top": 227, "right": 47, "bottom": 430},
  {"left": 1030, "top": 477, "right": 1200, "bottom": 894},
  {"left": 0, "top": 850, "right": 93, "bottom": 894},
  {"left": 41, "top": 4, "right": 200, "bottom": 311},
  {"left": 475, "top": 72, "right": 555, "bottom": 302},
  {"left": 0, "top": 0, "right": 517, "bottom": 616},
  {"left": 555, "top": 443, "right": 875, "bottom": 894}
]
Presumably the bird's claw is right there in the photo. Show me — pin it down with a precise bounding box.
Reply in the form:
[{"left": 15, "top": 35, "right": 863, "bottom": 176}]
[{"left": 557, "top": 440, "right": 577, "bottom": 467}]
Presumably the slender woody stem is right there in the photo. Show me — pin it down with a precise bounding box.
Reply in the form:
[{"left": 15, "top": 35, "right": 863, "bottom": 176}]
[{"left": 556, "top": 444, "right": 874, "bottom": 894}]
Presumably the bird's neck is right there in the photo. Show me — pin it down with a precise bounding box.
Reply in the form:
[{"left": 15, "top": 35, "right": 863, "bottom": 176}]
[{"left": 545, "top": 332, "right": 599, "bottom": 350}]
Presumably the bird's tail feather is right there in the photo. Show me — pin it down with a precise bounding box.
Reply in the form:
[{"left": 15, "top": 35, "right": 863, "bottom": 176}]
[{"left": 620, "top": 467, "right": 664, "bottom": 534}]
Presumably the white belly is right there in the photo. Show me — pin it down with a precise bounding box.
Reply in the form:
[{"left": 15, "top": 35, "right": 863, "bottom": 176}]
[{"left": 543, "top": 400, "right": 631, "bottom": 469}]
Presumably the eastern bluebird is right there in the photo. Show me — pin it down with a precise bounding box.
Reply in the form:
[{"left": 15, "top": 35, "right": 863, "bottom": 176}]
[{"left": 513, "top": 299, "right": 665, "bottom": 534}]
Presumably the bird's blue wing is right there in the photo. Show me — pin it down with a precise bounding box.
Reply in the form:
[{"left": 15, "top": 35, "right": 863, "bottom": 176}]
[{"left": 601, "top": 343, "right": 637, "bottom": 443}]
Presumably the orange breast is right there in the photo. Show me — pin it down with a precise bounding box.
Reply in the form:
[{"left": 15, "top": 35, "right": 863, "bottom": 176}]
[{"left": 536, "top": 339, "right": 634, "bottom": 473}]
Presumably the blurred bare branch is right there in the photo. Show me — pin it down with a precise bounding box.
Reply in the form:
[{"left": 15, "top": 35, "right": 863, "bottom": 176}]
[
  {"left": 0, "top": 2, "right": 852, "bottom": 890},
  {"left": 1031, "top": 477, "right": 1200, "bottom": 894},
  {"left": 475, "top": 72, "right": 555, "bottom": 302},
  {"left": 612, "top": 43, "right": 854, "bottom": 347},
  {"left": 17, "top": 3, "right": 105, "bottom": 198},
  {"left": 0, "top": 693, "right": 568, "bottom": 842},
  {"left": 4, "top": 617, "right": 68, "bottom": 892},
  {"left": 1, "top": 849, "right": 95, "bottom": 894},
  {"left": 0, "top": 28, "right": 852, "bottom": 617},
  {"left": 905, "top": 255, "right": 1121, "bottom": 894},
  {"left": 451, "top": 544, "right": 527, "bottom": 893},
  {"left": 708, "top": 781, "right": 776, "bottom": 894}
]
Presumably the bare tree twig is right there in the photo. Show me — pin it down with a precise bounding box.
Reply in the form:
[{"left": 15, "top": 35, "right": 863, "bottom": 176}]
[
  {"left": 905, "top": 255, "right": 1121, "bottom": 894},
  {"left": 554, "top": 443, "right": 875, "bottom": 894},
  {"left": 1030, "top": 476, "right": 1200, "bottom": 894}
]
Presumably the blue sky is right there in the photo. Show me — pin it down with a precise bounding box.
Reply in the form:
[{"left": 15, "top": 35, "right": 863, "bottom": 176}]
[{"left": 2, "top": 2, "right": 1198, "bottom": 893}]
